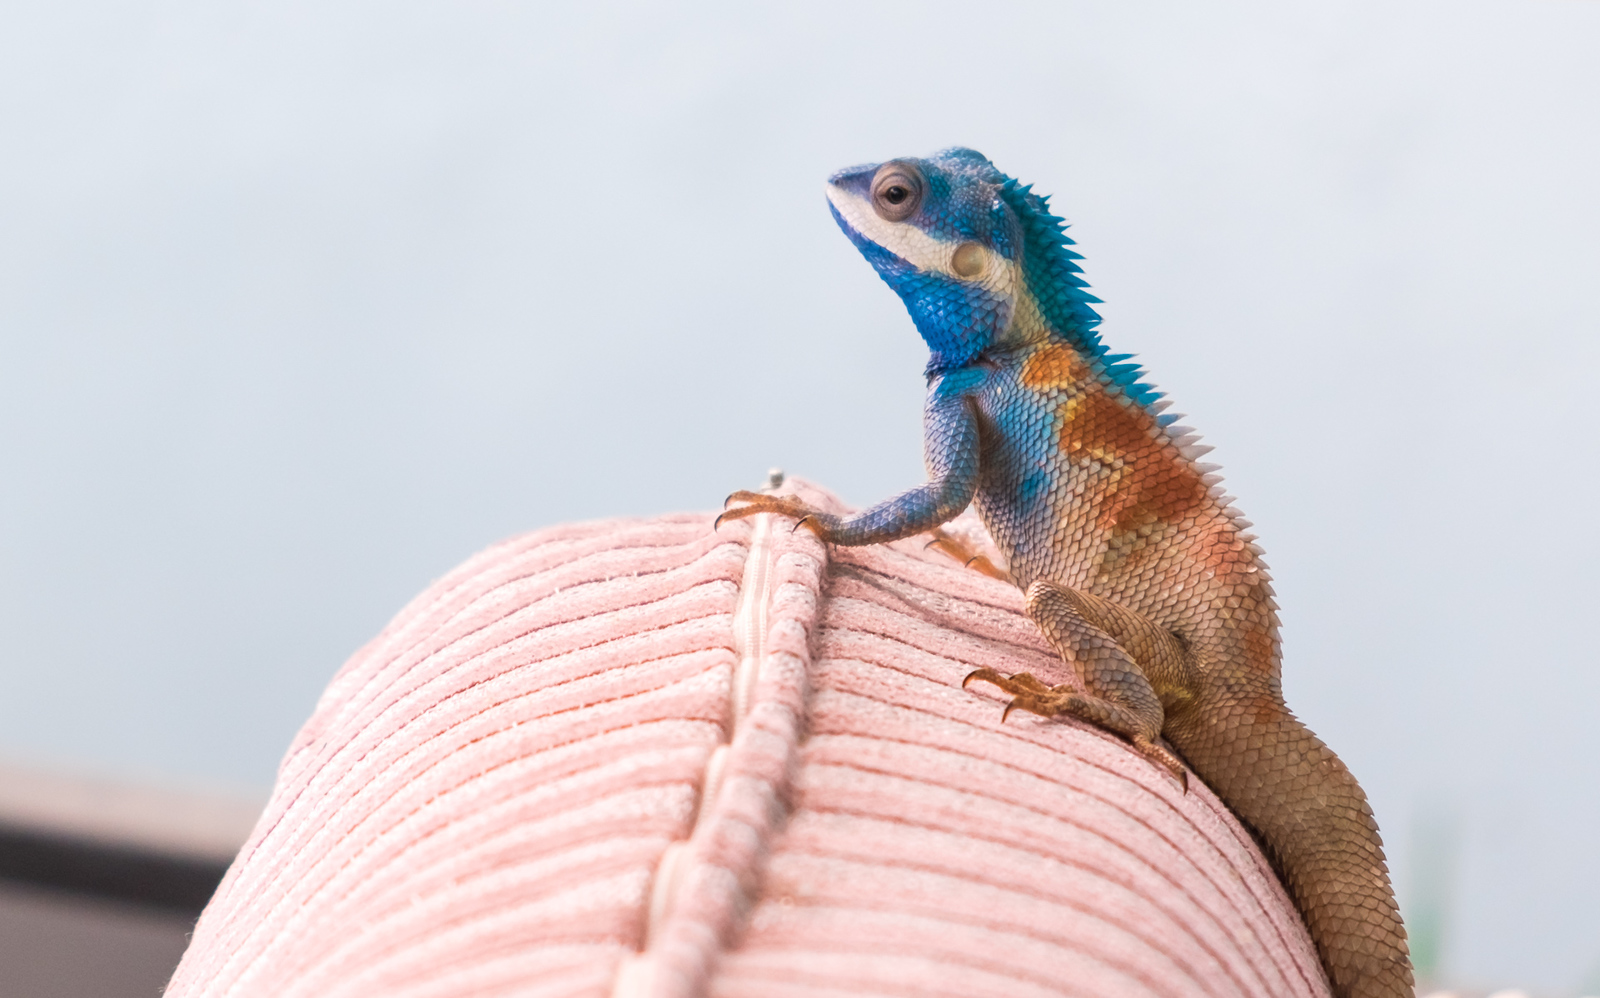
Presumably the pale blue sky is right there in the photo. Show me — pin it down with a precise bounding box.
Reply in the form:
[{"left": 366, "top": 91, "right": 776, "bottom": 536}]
[{"left": 1, "top": 1, "right": 1596, "bottom": 989}]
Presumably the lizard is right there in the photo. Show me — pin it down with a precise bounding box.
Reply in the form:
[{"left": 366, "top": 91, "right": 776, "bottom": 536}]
[{"left": 717, "top": 148, "right": 1412, "bottom": 997}]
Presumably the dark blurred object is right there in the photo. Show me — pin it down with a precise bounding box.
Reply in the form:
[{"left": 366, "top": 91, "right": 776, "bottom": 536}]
[
  {"left": 0, "top": 881, "right": 197, "bottom": 998},
  {"left": 0, "top": 759, "right": 262, "bottom": 997},
  {"left": 0, "top": 823, "right": 231, "bottom": 912}
]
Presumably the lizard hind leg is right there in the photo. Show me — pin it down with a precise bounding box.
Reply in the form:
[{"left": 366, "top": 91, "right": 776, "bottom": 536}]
[{"left": 966, "top": 581, "right": 1189, "bottom": 788}]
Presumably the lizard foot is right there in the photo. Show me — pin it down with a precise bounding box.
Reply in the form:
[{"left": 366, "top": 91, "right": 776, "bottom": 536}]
[
  {"left": 962, "top": 668, "right": 1189, "bottom": 790},
  {"left": 716, "top": 491, "right": 828, "bottom": 535},
  {"left": 962, "top": 668, "right": 1082, "bottom": 722},
  {"left": 924, "top": 528, "right": 1011, "bottom": 581}
]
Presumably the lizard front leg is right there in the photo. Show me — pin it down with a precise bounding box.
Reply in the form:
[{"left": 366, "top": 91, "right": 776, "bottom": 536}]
[
  {"left": 719, "top": 387, "right": 982, "bottom": 547},
  {"left": 966, "top": 581, "right": 1194, "bottom": 787},
  {"left": 923, "top": 526, "right": 1011, "bottom": 581}
]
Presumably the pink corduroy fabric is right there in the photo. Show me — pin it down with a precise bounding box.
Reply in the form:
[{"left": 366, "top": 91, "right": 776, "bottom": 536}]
[{"left": 166, "top": 481, "right": 1331, "bottom": 998}]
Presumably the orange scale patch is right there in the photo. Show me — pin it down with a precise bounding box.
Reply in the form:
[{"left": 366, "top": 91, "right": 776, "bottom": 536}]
[
  {"left": 1057, "top": 386, "right": 1207, "bottom": 536},
  {"left": 1020, "top": 341, "right": 1091, "bottom": 390}
]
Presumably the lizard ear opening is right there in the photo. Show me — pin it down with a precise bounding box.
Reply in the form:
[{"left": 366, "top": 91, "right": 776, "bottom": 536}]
[
  {"left": 870, "top": 162, "right": 925, "bottom": 222},
  {"left": 951, "top": 241, "right": 986, "bottom": 278}
]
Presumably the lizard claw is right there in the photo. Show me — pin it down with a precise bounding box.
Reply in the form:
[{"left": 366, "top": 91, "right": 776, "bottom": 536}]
[
  {"left": 924, "top": 528, "right": 1012, "bottom": 582},
  {"left": 1000, "top": 693, "right": 1057, "bottom": 723},
  {"left": 964, "top": 669, "right": 1051, "bottom": 695},
  {"left": 968, "top": 668, "right": 1122, "bottom": 741},
  {"left": 967, "top": 668, "right": 1192, "bottom": 790},
  {"left": 962, "top": 668, "right": 1006, "bottom": 690},
  {"left": 1134, "top": 738, "right": 1190, "bottom": 792},
  {"left": 716, "top": 491, "right": 776, "bottom": 531},
  {"left": 966, "top": 669, "right": 1059, "bottom": 724},
  {"left": 715, "top": 492, "right": 830, "bottom": 537}
]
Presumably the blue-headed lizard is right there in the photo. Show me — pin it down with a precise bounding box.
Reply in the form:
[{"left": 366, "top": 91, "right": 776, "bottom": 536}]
[{"left": 718, "top": 148, "right": 1412, "bottom": 998}]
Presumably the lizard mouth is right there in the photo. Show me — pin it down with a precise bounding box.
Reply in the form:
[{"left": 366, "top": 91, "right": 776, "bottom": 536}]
[{"left": 825, "top": 195, "right": 907, "bottom": 278}]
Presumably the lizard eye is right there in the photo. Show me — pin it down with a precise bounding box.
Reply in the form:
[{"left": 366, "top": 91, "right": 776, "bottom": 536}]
[{"left": 870, "top": 162, "right": 925, "bottom": 222}]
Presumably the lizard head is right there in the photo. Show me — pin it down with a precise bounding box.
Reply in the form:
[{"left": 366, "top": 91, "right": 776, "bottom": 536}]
[{"left": 826, "top": 148, "right": 1103, "bottom": 374}]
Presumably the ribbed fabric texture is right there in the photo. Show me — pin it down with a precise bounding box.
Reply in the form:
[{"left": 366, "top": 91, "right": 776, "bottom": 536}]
[{"left": 166, "top": 482, "right": 1330, "bottom": 998}]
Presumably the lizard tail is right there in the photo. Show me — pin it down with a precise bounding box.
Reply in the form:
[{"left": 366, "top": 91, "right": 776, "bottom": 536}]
[{"left": 1169, "top": 697, "right": 1414, "bottom": 998}]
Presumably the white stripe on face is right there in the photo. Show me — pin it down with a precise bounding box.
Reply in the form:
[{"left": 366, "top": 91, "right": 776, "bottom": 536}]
[
  {"left": 825, "top": 182, "right": 962, "bottom": 277},
  {"left": 824, "top": 182, "right": 1014, "bottom": 292}
]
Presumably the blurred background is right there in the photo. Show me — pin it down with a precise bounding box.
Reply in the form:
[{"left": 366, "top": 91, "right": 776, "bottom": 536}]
[{"left": 1, "top": 1, "right": 1596, "bottom": 994}]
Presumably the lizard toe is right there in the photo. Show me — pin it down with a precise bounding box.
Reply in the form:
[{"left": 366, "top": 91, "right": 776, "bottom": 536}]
[
  {"left": 1134, "top": 738, "right": 1190, "bottom": 791},
  {"left": 715, "top": 494, "right": 823, "bottom": 530}
]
